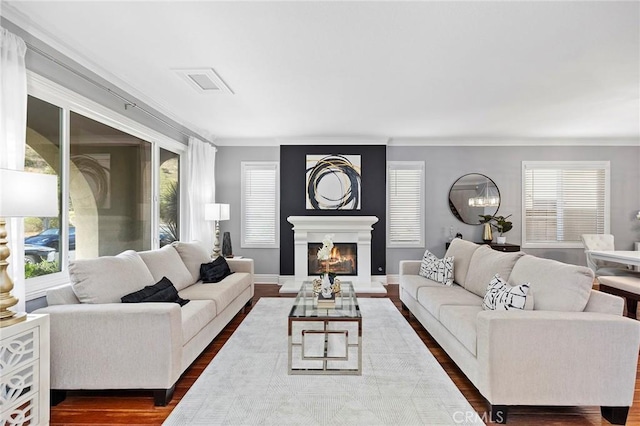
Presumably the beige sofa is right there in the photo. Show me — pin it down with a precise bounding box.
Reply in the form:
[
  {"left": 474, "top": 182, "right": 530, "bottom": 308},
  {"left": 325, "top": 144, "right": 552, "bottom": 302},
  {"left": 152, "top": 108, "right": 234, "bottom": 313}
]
[
  {"left": 33, "top": 241, "right": 254, "bottom": 406},
  {"left": 400, "top": 238, "right": 640, "bottom": 424}
]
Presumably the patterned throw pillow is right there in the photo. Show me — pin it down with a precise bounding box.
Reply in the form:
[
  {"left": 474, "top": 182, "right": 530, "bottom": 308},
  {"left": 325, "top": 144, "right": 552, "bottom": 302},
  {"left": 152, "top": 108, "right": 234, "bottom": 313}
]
[
  {"left": 418, "top": 250, "right": 454, "bottom": 285},
  {"left": 483, "top": 273, "right": 530, "bottom": 310}
]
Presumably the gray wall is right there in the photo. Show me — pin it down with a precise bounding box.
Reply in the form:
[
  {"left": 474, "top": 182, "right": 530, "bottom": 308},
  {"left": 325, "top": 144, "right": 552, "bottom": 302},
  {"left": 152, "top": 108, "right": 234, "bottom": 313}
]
[
  {"left": 386, "top": 145, "right": 640, "bottom": 272},
  {"left": 217, "top": 144, "right": 640, "bottom": 276},
  {"left": 215, "top": 146, "right": 281, "bottom": 274}
]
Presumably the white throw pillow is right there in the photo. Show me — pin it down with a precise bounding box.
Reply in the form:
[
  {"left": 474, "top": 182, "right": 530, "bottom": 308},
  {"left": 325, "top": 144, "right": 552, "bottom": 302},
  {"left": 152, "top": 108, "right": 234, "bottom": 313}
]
[
  {"left": 418, "top": 250, "right": 454, "bottom": 286},
  {"left": 482, "top": 273, "right": 530, "bottom": 311}
]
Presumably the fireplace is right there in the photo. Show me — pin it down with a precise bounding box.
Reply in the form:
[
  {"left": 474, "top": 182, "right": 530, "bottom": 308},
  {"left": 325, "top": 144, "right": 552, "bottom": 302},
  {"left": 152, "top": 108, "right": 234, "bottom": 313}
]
[
  {"left": 308, "top": 243, "right": 357, "bottom": 276},
  {"left": 281, "top": 215, "right": 385, "bottom": 294}
]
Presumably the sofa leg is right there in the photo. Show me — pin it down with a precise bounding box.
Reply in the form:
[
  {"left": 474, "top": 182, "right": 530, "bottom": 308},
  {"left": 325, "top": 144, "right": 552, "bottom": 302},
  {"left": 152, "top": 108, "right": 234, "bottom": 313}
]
[
  {"left": 153, "top": 385, "right": 175, "bottom": 406},
  {"left": 490, "top": 405, "right": 508, "bottom": 424},
  {"left": 242, "top": 299, "right": 253, "bottom": 313},
  {"left": 601, "top": 406, "right": 629, "bottom": 424},
  {"left": 50, "top": 389, "right": 67, "bottom": 406}
]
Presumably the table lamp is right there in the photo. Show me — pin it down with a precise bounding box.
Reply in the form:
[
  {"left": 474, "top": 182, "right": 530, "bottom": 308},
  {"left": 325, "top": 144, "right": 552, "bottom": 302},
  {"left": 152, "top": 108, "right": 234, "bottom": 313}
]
[
  {"left": 0, "top": 169, "right": 58, "bottom": 327},
  {"left": 204, "top": 203, "right": 230, "bottom": 258}
]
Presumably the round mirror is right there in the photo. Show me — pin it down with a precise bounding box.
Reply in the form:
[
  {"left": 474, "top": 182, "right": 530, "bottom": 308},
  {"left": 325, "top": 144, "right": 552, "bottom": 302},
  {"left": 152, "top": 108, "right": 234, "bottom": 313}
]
[{"left": 448, "top": 173, "right": 500, "bottom": 225}]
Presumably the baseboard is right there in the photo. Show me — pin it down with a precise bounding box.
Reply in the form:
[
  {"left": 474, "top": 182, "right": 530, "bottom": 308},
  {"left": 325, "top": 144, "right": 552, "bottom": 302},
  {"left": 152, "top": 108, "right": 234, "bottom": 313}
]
[
  {"left": 277, "top": 275, "right": 390, "bottom": 285},
  {"left": 254, "top": 274, "right": 280, "bottom": 284}
]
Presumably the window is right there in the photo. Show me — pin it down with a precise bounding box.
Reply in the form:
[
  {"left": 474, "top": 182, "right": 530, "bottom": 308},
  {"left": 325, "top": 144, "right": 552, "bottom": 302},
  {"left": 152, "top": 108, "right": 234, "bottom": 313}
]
[
  {"left": 241, "top": 162, "right": 279, "bottom": 248},
  {"left": 24, "top": 96, "right": 62, "bottom": 278},
  {"left": 70, "top": 112, "right": 152, "bottom": 257},
  {"left": 25, "top": 75, "right": 185, "bottom": 300},
  {"left": 159, "top": 149, "right": 180, "bottom": 247},
  {"left": 522, "top": 161, "right": 610, "bottom": 248},
  {"left": 387, "top": 161, "right": 425, "bottom": 247}
]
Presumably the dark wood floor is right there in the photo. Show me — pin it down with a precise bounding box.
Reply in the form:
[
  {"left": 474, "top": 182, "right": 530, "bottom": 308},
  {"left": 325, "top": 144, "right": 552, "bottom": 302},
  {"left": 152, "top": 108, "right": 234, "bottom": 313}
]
[{"left": 50, "top": 284, "right": 640, "bottom": 425}]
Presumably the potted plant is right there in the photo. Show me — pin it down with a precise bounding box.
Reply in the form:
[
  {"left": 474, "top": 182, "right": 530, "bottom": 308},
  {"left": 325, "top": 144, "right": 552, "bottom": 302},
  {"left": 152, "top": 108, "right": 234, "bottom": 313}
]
[{"left": 492, "top": 214, "right": 513, "bottom": 244}]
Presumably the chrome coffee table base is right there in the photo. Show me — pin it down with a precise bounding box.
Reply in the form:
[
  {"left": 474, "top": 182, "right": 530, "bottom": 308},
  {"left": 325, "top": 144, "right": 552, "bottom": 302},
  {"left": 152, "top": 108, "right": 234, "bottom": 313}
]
[{"left": 287, "top": 281, "right": 362, "bottom": 375}]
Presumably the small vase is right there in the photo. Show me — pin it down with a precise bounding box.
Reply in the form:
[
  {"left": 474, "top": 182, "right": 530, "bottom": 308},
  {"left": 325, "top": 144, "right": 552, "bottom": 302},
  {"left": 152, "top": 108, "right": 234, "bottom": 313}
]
[
  {"left": 496, "top": 236, "right": 506, "bottom": 245},
  {"left": 482, "top": 223, "right": 493, "bottom": 243},
  {"left": 321, "top": 274, "right": 332, "bottom": 297},
  {"left": 222, "top": 232, "right": 233, "bottom": 257}
]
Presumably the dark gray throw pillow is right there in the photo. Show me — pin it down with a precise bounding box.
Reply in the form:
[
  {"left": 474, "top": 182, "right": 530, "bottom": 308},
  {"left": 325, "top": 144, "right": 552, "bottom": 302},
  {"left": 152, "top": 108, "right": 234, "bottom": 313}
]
[
  {"left": 200, "top": 256, "right": 234, "bottom": 283},
  {"left": 121, "top": 276, "right": 190, "bottom": 306}
]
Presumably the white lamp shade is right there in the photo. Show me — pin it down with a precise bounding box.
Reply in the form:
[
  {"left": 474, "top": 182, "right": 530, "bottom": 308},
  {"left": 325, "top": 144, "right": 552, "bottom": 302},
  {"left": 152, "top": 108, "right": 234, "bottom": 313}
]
[
  {"left": 0, "top": 169, "right": 58, "bottom": 217},
  {"left": 204, "top": 203, "right": 230, "bottom": 221}
]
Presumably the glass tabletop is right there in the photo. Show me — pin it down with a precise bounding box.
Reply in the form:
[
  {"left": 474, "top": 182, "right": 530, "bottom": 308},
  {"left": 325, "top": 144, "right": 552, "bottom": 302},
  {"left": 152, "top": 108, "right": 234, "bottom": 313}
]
[{"left": 289, "top": 281, "right": 361, "bottom": 319}]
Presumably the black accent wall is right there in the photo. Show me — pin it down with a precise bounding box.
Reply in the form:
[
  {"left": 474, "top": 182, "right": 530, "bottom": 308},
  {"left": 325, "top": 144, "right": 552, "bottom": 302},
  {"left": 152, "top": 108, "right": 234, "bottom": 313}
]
[{"left": 279, "top": 145, "right": 386, "bottom": 276}]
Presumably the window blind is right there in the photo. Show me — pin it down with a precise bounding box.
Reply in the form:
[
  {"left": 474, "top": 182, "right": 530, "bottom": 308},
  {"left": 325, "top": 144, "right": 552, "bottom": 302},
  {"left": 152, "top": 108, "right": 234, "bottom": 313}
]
[
  {"left": 241, "top": 162, "right": 279, "bottom": 248},
  {"left": 387, "top": 162, "right": 424, "bottom": 247},
  {"left": 523, "top": 161, "right": 609, "bottom": 247}
]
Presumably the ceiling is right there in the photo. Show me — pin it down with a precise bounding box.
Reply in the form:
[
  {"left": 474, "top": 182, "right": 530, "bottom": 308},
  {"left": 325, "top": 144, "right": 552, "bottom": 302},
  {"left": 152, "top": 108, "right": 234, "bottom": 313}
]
[{"left": 4, "top": 1, "right": 639, "bottom": 145}]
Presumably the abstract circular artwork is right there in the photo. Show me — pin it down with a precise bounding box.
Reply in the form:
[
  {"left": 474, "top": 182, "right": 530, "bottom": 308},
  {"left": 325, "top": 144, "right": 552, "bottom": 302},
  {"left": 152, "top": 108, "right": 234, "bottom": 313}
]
[{"left": 306, "top": 154, "right": 361, "bottom": 210}]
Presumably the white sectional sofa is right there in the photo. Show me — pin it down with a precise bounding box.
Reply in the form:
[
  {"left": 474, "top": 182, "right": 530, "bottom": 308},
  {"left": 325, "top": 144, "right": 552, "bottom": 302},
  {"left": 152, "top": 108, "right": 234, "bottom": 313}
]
[
  {"left": 400, "top": 238, "right": 640, "bottom": 424},
  {"left": 34, "top": 241, "right": 254, "bottom": 406}
]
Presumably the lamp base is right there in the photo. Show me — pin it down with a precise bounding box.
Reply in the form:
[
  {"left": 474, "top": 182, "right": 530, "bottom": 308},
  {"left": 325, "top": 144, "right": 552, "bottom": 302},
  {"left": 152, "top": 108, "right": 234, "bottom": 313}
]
[
  {"left": 0, "top": 312, "right": 27, "bottom": 328},
  {"left": 212, "top": 220, "right": 221, "bottom": 259}
]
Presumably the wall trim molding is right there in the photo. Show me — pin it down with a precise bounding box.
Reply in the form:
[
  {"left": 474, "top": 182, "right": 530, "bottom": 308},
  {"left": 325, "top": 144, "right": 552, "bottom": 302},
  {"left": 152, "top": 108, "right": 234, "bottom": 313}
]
[
  {"left": 278, "top": 137, "right": 390, "bottom": 146},
  {"left": 199, "top": 136, "right": 640, "bottom": 147},
  {"left": 388, "top": 137, "right": 640, "bottom": 147}
]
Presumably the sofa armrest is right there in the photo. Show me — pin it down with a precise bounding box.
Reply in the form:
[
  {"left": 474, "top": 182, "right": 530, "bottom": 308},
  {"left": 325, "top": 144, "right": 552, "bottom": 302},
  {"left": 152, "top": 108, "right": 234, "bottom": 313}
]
[
  {"left": 227, "top": 258, "right": 254, "bottom": 275},
  {"left": 476, "top": 310, "right": 640, "bottom": 406},
  {"left": 33, "top": 303, "right": 183, "bottom": 390},
  {"left": 584, "top": 289, "right": 624, "bottom": 315},
  {"left": 399, "top": 260, "right": 421, "bottom": 276}
]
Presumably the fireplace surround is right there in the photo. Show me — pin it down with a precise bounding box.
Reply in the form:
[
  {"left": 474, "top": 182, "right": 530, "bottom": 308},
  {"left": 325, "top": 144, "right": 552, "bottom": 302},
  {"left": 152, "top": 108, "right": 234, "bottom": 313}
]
[{"left": 279, "top": 216, "right": 385, "bottom": 294}]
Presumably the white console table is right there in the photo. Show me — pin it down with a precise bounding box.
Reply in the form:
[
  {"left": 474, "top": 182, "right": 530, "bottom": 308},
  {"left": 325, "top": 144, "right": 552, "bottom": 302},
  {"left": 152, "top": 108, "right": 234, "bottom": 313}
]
[{"left": 0, "top": 314, "right": 50, "bottom": 425}]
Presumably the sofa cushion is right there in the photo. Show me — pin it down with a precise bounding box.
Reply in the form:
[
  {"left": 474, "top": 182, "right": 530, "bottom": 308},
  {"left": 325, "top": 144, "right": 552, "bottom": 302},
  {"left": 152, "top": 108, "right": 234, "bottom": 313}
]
[
  {"left": 181, "top": 300, "right": 217, "bottom": 345},
  {"left": 400, "top": 275, "right": 444, "bottom": 299},
  {"left": 509, "top": 255, "right": 594, "bottom": 312},
  {"left": 416, "top": 285, "right": 483, "bottom": 320},
  {"left": 121, "top": 276, "right": 190, "bottom": 306},
  {"left": 179, "top": 272, "right": 251, "bottom": 313},
  {"left": 200, "top": 256, "right": 234, "bottom": 283},
  {"left": 464, "top": 246, "right": 524, "bottom": 298},
  {"left": 46, "top": 284, "right": 80, "bottom": 306},
  {"left": 138, "top": 245, "right": 194, "bottom": 291},
  {"left": 439, "top": 305, "right": 482, "bottom": 356},
  {"left": 444, "top": 239, "right": 481, "bottom": 286},
  {"left": 173, "top": 241, "right": 212, "bottom": 284},
  {"left": 69, "top": 250, "right": 154, "bottom": 304},
  {"left": 419, "top": 250, "right": 454, "bottom": 285},
  {"left": 482, "top": 273, "right": 530, "bottom": 311}
]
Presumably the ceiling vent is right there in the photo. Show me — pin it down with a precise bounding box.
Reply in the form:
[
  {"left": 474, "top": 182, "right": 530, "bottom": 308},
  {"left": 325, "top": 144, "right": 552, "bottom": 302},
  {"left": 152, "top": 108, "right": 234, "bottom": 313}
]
[{"left": 174, "top": 68, "right": 233, "bottom": 94}]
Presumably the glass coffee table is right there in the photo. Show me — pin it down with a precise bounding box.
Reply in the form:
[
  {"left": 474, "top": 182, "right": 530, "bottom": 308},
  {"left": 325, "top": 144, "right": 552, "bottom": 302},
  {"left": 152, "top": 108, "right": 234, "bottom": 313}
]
[{"left": 288, "top": 281, "right": 362, "bottom": 375}]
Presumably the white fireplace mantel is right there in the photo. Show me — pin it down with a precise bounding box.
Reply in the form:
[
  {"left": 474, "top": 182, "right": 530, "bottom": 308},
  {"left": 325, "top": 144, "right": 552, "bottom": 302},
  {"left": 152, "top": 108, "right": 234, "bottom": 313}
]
[
  {"left": 288, "top": 216, "right": 379, "bottom": 233},
  {"left": 280, "top": 215, "right": 386, "bottom": 294}
]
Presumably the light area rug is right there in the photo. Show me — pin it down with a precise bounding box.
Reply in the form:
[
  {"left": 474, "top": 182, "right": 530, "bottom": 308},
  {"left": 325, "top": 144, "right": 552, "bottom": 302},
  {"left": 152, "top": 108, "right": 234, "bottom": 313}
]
[{"left": 164, "top": 298, "right": 484, "bottom": 426}]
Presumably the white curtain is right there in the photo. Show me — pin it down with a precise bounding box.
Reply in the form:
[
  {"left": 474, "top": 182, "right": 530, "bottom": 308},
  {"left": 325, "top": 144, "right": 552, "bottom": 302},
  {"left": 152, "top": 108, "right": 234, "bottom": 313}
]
[
  {"left": 0, "top": 28, "right": 28, "bottom": 311},
  {"left": 186, "top": 136, "right": 217, "bottom": 252}
]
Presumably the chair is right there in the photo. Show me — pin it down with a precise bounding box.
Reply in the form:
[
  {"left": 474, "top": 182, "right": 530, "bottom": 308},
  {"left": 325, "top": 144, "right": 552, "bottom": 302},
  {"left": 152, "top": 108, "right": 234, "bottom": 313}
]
[{"left": 581, "top": 234, "right": 640, "bottom": 278}]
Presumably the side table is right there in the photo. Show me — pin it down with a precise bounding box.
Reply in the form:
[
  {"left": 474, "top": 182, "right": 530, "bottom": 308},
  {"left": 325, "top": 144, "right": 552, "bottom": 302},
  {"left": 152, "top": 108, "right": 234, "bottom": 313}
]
[
  {"left": 0, "top": 314, "right": 50, "bottom": 425},
  {"left": 446, "top": 241, "right": 521, "bottom": 252}
]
